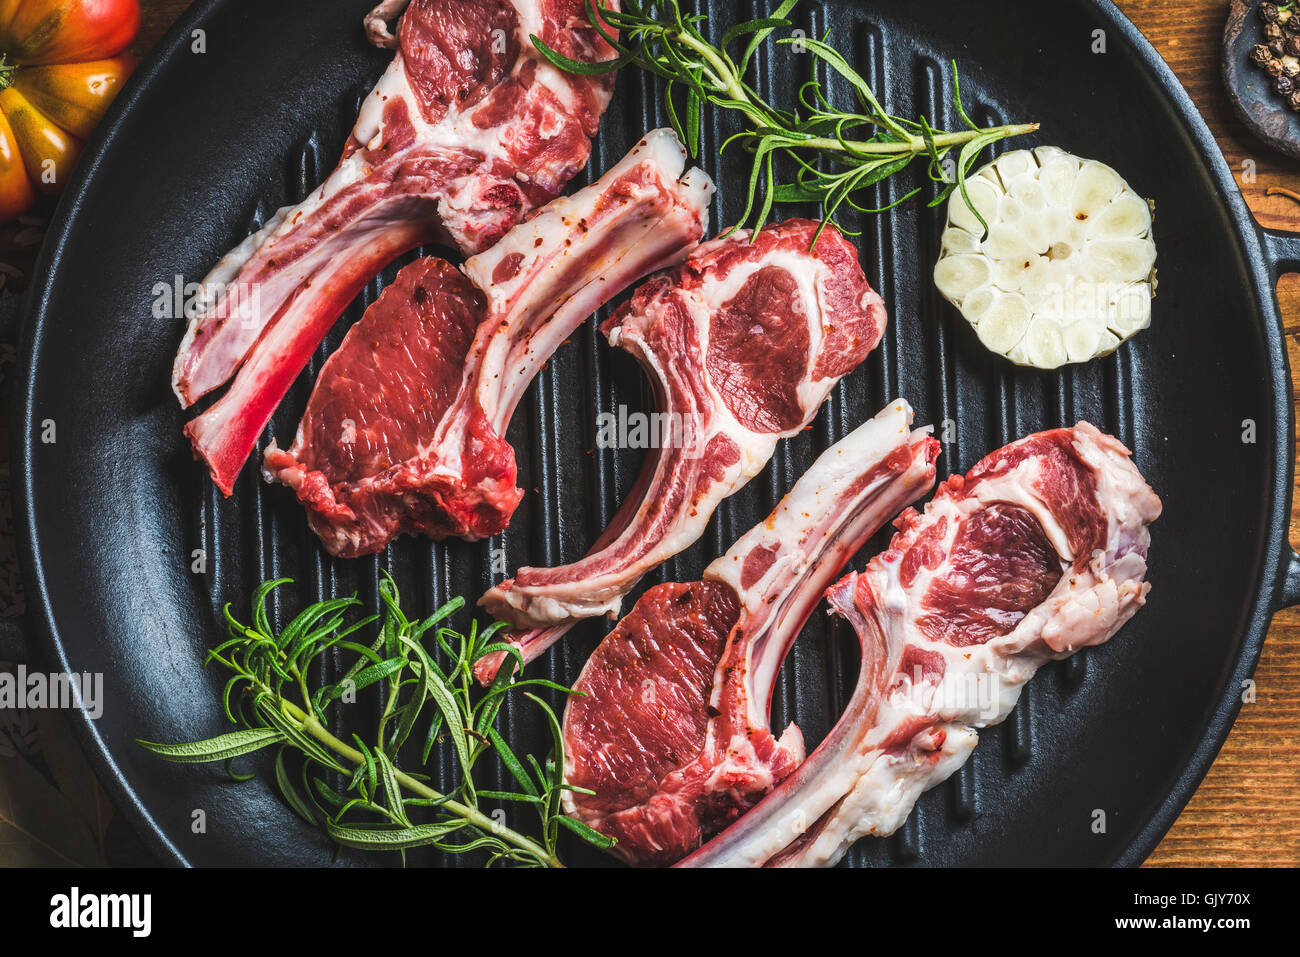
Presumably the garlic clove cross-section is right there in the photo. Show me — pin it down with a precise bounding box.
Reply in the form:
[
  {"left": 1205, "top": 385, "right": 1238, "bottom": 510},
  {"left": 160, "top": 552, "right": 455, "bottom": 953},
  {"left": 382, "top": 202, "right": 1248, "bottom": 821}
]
[{"left": 933, "top": 146, "right": 1156, "bottom": 369}]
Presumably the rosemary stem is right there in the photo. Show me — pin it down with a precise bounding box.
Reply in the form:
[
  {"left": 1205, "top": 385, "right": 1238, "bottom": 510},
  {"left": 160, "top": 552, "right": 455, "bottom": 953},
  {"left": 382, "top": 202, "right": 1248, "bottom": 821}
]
[
  {"left": 676, "top": 27, "right": 753, "bottom": 109},
  {"left": 280, "top": 698, "right": 563, "bottom": 868},
  {"left": 660, "top": 25, "right": 1038, "bottom": 158},
  {"left": 798, "top": 122, "right": 1041, "bottom": 156}
]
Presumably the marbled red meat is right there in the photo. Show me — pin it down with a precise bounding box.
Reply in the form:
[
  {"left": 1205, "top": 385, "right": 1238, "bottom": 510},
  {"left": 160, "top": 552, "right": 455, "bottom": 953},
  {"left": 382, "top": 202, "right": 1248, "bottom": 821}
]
[
  {"left": 477, "top": 219, "right": 887, "bottom": 682},
  {"left": 705, "top": 265, "right": 810, "bottom": 433},
  {"left": 683, "top": 423, "right": 1161, "bottom": 868},
  {"left": 174, "top": 0, "right": 620, "bottom": 494},
  {"left": 562, "top": 401, "right": 938, "bottom": 865},
  {"left": 915, "top": 504, "right": 1063, "bottom": 646},
  {"left": 565, "top": 580, "right": 741, "bottom": 816},
  {"left": 263, "top": 131, "right": 714, "bottom": 555},
  {"left": 292, "top": 260, "right": 481, "bottom": 486}
]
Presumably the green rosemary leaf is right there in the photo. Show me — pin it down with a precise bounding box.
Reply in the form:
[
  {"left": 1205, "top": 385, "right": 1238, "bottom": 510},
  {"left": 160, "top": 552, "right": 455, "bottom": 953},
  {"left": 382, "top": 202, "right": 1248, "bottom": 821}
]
[
  {"left": 434, "top": 834, "right": 519, "bottom": 859},
  {"left": 220, "top": 602, "right": 242, "bottom": 638},
  {"left": 525, "top": 753, "right": 549, "bottom": 795},
  {"left": 329, "top": 640, "right": 385, "bottom": 668},
  {"left": 661, "top": 33, "right": 708, "bottom": 100},
  {"left": 351, "top": 734, "right": 379, "bottom": 799},
  {"left": 790, "top": 36, "right": 908, "bottom": 141},
  {"left": 842, "top": 183, "right": 921, "bottom": 216},
  {"left": 722, "top": 14, "right": 788, "bottom": 49},
  {"left": 524, "top": 692, "right": 567, "bottom": 822},
  {"left": 854, "top": 154, "right": 914, "bottom": 190},
  {"left": 250, "top": 577, "right": 290, "bottom": 642},
  {"left": 409, "top": 596, "right": 466, "bottom": 641},
  {"left": 950, "top": 61, "right": 980, "bottom": 133},
  {"left": 147, "top": 577, "right": 595, "bottom": 867},
  {"left": 310, "top": 775, "right": 347, "bottom": 810},
  {"left": 223, "top": 758, "right": 258, "bottom": 782},
  {"left": 280, "top": 595, "right": 357, "bottom": 659},
  {"left": 530, "top": 36, "right": 630, "bottom": 75},
  {"left": 374, "top": 751, "right": 411, "bottom": 827},
  {"left": 584, "top": 0, "right": 625, "bottom": 50},
  {"left": 732, "top": 136, "right": 782, "bottom": 237},
  {"left": 401, "top": 795, "right": 453, "bottom": 810},
  {"left": 474, "top": 619, "right": 510, "bottom": 648},
  {"left": 771, "top": 180, "right": 825, "bottom": 203},
  {"left": 685, "top": 87, "right": 702, "bottom": 157},
  {"left": 317, "top": 656, "right": 405, "bottom": 709},
  {"left": 274, "top": 746, "right": 318, "bottom": 825},
  {"left": 136, "top": 727, "right": 286, "bottom": 764},
  {"left": 556, "top": 814, "right": 619, "bottom": 849},
  {"left": 738, "top": 0, "right": 799, "bottom": 72},
  {"left": 325, "top": 819, "right": 469, "bottom": 851},
  {"left": 476, "top": 790, "right": 546, "bottom": 804},
  {"left": 955, "top": 130, "right": 1004, "bottom": 239},
  {"left": 487, "top": 727, "right": 540, "bottom": 798},
  {"left": 387, "top": 684, "right": 425, "bottom": 758},
  {"left": 401, "top": 635, "right": 473, "bottom": 787},
  {"left": 929, "top": 179, "right": 957, "bottom": 208},
  {"left": 540, "top": 0, "right": 1036, "bottom": 238},
  {"left": 219, "top": 675, "right": 245, "bottom": 725},
  {"left": 481, "top": 677, "right": 575, "bottom": 699},
  {"left": 253, "top": 697, "right": 348, "bottom": 775},
  {"left": 323, "top": 613, "right": 381, "bottom": 649},
  {"left": 421, "top": 708, "right": 445, "bottom": 767},
  {"left": 476, "top": 641, "right": 525, "bottom": 675},
  {"left": 335, "top": 795, "right": 386, "bottom": 821}
]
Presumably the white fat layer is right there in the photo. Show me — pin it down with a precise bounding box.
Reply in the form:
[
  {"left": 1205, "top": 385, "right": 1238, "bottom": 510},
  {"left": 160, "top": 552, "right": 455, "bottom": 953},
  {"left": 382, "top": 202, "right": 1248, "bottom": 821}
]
[
  {"left": 175, "top": 1, "right": 617, "bottom": 402},
  {"left": 708, "top": 402, "right": 922, "bottom": 731},
  {"left": 516, "top": 232, "right": 865, "bottom": 624},
  {"left": 733, "top": 424, "right": 1160, "bottom": 868},
  {"left": 422, "top": 130, "right": 712, "bottom": 483},
  {"left": 772, "top": 725, "right": 977, "bottom": 868},
  {"left": 708, "top": 401, "right": 915, "bottom": 607},
  {"left": 463, "top": 128, "right": 691, "bottom": 298}
]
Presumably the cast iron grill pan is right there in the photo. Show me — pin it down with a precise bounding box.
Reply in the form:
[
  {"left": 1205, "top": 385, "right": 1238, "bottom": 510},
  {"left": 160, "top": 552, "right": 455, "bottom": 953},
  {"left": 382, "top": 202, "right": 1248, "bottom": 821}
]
[{"left": 14, "top": 0, "right": 1300, "bottom": 866}]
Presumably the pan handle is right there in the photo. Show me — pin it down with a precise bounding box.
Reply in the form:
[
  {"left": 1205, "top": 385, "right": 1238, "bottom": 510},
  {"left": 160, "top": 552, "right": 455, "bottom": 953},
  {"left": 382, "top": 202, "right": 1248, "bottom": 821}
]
[
  {"left": 0, "top": 293, "right": 30, "bottom": 663},
  {"left": 1259, "top": 226, "right": 1300, "bottom": 609},
  {"left": 1260, "top": 224, "right": 1300, "bottom": 277},
  {"left": 1279, "top": 551, "right": 1300, "bottom": 610}
]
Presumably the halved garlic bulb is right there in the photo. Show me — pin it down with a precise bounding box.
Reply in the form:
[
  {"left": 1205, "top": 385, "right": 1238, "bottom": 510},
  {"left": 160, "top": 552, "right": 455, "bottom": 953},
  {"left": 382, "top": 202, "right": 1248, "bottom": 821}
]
[{"left": 933, "top": 146, "right": 1156, "bottom": 369}]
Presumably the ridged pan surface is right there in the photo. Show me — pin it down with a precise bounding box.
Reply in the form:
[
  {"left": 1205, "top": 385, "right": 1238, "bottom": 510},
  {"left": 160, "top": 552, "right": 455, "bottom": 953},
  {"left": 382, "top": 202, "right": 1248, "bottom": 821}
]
[{"left": 15, "top": 0, "right": 1287, "bottom": 866}]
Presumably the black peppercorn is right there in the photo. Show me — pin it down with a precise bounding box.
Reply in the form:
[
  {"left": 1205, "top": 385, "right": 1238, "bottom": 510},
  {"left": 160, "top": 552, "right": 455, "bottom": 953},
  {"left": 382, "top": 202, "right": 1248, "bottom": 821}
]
[
  {"left": 1268, "top": 22, "right": 1286, "bottom": 39},
  {"left": 1286, "top": 14, "right": 1300, "bottom": 34},
  {"left": 1268, "top": 56, "right": 1287, "bottom": 76},
  {"left": 1289, "top": 89, "right": 1300, "bottom": 109},
  {"left": 1285, "top": 36, "right": 1300, "bottom": 56},
  {"left": 1262, "top": 3, "right": 1281, "bottom": 24},
  {"left": 1275, "top": 73, "right": 1294, "bottom": 96},
  {"left": 1270, "top": 37, "right": 1287, "bottom": 56},
  {"left": 1254, "top": 42, "right": 1274, "bottom": 65}
]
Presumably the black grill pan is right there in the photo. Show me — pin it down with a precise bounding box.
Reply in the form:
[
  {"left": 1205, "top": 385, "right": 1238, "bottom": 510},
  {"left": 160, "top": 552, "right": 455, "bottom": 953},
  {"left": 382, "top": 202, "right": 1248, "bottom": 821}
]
[{"left": 9, "top": 0, "right": 1300, "bottom": 866}]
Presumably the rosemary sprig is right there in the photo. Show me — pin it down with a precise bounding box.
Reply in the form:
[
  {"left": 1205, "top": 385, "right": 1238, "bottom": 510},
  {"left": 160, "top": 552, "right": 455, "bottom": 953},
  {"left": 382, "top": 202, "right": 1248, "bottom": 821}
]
[
  {"left": 137, "top": 574, "right": 613, "bottom": 867},
  {"left": 534, "top": 0, "right": 1039, "bottom": 238}
]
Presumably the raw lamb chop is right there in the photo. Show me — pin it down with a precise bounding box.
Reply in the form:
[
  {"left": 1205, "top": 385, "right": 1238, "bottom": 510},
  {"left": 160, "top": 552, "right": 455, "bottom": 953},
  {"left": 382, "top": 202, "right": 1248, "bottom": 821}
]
[
  {"left": 173, "top": 0, "right": 619, "bottom": 494},
  {"left": 680, "top": 423, "right": 1162, "bottom": 868},
  {"left": 475, "top": 218, "right": 888, "bottom": 683},
  {"left": 561, "top": 401, "right": 940, "bottom": 866},
  {"left": 263, "top": 130, "right": 715, "bottom": 553}
]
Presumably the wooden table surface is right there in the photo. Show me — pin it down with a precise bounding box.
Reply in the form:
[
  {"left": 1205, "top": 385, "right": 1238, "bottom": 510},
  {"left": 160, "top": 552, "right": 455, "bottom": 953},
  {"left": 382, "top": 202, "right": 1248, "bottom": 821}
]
[{"left": 16, "top": 0, "right": 1300, "bottom": 866}]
